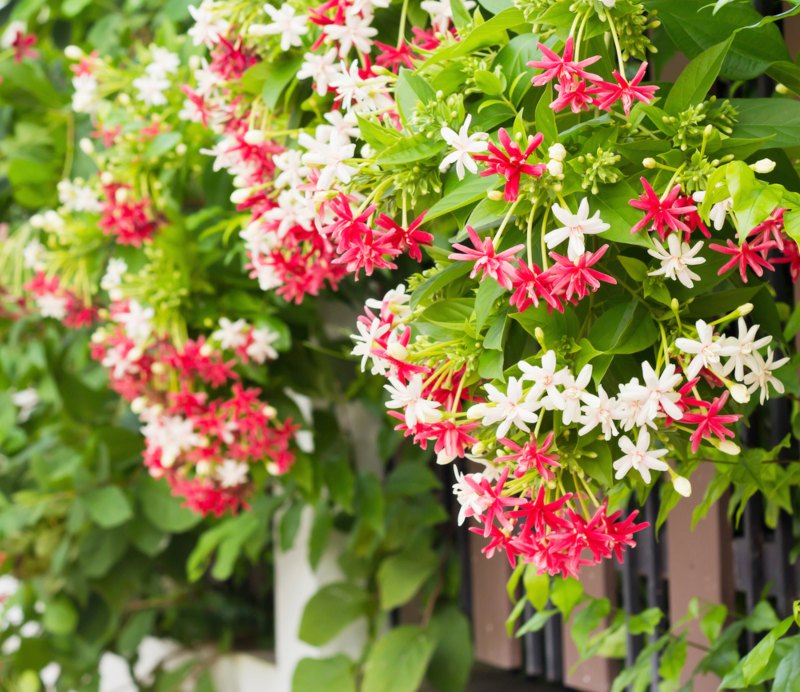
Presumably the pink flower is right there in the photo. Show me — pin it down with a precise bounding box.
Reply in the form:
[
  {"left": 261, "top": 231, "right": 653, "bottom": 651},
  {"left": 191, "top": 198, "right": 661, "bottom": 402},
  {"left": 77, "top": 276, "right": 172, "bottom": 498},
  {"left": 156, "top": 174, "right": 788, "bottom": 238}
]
[
  {"left": 449, "top": 226, "right": 523, "bottom": 289},
  {"left": 591, "top": 62, "right": 658, "bottom": 116},
  {"left": 496, "top": 432, "right": 560, "bottom": 480},
  {"left": 551, "top": 78, "right": 596, "bottom": 113},
  {"left": 682, "top": 392, "right": 741, "bottom": 453},
  {"left": 375, "top": 211, "right": 433, "bottom": 262},
  {"left": 709, "top": 238, "right": 776, "bottom": 283},
  {"left": 547, "top": 244, "right": 617, "bottom": 302},
  {"left": 510, "top": 260, "right": 562, "bottom": 313},
  {"left": 528, "top": 38, "right": 601, "bottom": 86},
  {"left": 474, "top": 129, "right": 546, "bottom": 202},
  {"left": 629, "top": 178, "right": 696, "bottom": 239}
]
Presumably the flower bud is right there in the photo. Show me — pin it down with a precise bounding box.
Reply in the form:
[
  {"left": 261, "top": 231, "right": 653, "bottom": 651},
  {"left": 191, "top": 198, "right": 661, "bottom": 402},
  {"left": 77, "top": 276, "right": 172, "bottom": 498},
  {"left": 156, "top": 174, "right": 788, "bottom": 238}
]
[
  {"left": 715, "top": 439, "right": 741, "bottom": 455},
  {"left": 750, "top": 158, "right": 776, "bottom": 174},
  {"left": 776, "top": 83, "right": 790, "bottom": 95},
  {"left": 386, "top": 341, "right": 408, "bottom": 360},
  {"left": 487, "top": 190, "right": 504, "bottom": 201},
  {"left": 131, "top": 397, "right": 147, "bottom": 414},
  {"left": 670, "top": 298, "right": 680, "bottom": 312},
  {"left": 118, "top": 93, "right": 130, "bottom": 106},
  {"left": 548, "top": 143, "right": 566, "bottom": 161},
  {"left": 263, "top": 405, "right": 277, "bottom": 419},
  {"left": 673, "top": 475, "right": 692, "bottom": 498},
  {"left": 79, "top": 138, "right": 94, "bottom": 155},
  {"left": 189, "top": 55, "right": 201, "bottom": 70},
  {"left": 196, "top": 460, "right": 212, "bottom": 476},
  {"left": 642, "top": 157, "right": 657, "bottom": 169},
  {"left": 472, "top": 441, "right": 485, "bottom": 456},
  {"left": 176, "top": 143, "right": 187, "bottom": 156},
  {"left": 729, "top": 383, "right": 750, "bottom": 404},
  {"left": 199, "top": 343, "right": 213, "bottom": 357},
  {"left": 151, "top": 362, "right": 166, "bottom": 375},
  {"left": 547, "top": 160, "right": 563, "bottom": 177},
  {"left": 436, "top": 450, "right": 455, "bottom": 465},
  {"left": 64, "top": 45, "right": 84, "bottom": 60},
  {"left": 704, "top": 124, "right": 714, "bottom": 138},
  {"left": 230, "top": 188, "right": 252, "bottom": 205},
  {"left": 244, "top": 129, "right": 265, "bottom": 145},
  {"left": 738, "top": 302, "right": 753, "bottom": 316},
  {"left": 100, "top": 171, "right": 114, "bottom": 185}
]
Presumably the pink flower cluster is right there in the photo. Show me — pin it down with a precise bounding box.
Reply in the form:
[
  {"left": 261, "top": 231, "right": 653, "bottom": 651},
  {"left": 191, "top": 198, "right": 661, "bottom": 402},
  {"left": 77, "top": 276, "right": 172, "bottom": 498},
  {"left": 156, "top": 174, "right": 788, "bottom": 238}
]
[
  {"left": 99, "top": 183, "right": 160, "bottom": 247},
  {"left": 24, "top": 272, "right": 96, "bottom": 328}
]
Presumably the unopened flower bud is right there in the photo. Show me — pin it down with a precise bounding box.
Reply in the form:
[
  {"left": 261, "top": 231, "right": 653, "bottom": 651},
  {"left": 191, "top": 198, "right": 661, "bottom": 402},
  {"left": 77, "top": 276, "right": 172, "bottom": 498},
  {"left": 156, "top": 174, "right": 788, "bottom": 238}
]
[
  {"left": 244, "top": 129, "right": 265, "bottom": 145},
  {"left": 547, "top": 160, "right": 563, "bottom": 177},
  {"left": 715, "top": 439, "right": 741, "bottom": 455},
  {"left": 196, "top": 460, "right": 211, "bottom": 476},
  {"left": 199, "top": 343, "right": 213, "bottom": 357},
  {"left": 64, "top": 45, "right": 84, "bottom": 60},
  {"left": 118, "top": 93, "right": 130, "bottom": 106},
  {"left": 100, "top": 171, "right": 114, "bottom": 185},
  {"left": 670, "top": 298, "right": 680, "bottom": 312},
  {"left": 750, "top": 158, "right": 776, "bottom": 174},
  {"left": 131, "top": 397, "right": 147, "bottom": 414},
  {"left": 776, "top": 83, "right": 790, "bottom": 95},
  {"left": 114, "top": 187, "right": 128, "bottom": 203},
  {"left": 386, "top": 341, "right": 408, "bottom": 360},
  {"left": 90, "top": 330, "right": 106, "bottom": 344},
  {"left": 151, "top": 362, "right": 166, "bottom": 375},
  {"left": 176, "top": 143, "right": 187, "bottom": 156},
  {"left": 643, "top": 157, "right": 657, "bottom": 169},
  {"left": 230, "top": 188, "right": 252, "bottom": 205},
  {"left": 534, "top": 327, "right": 545, "bottom": 348},
  {"left": 673, "top": 475, "right": 692, "bottom": 498},
  {"left": 263, "top": 405, "right": 277, "bottom": 419},
  {"left": 189, "top": 55, "right": 202, "bottom": 70},
  {"left": 548, "top": 143, "right": 566, "bottom": 161},
  {"left": 79, "top": 138, "right": 94, "bottom": 155},
  {"left": 704, "top": 124, "right": 714, "bottom": 138},
  {"left": 472, "top": 441, "right": 485, "bottom": 456},
  {"left": 730, "top": 383, "right": 750, "bottom": 404},
  {"left": 266, "top": 461, "right": 281, "bottom": 475},
  {"left": 738, "top": 302, "right": 753, "bottom": 316},
  {"left": 487, "top": 190, "right": 504, "bottom": 201}
]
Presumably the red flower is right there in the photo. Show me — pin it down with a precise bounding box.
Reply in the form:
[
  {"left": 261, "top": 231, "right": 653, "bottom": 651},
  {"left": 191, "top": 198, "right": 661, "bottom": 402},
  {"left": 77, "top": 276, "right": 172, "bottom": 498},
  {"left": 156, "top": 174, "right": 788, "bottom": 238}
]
[
  {"left": 774, "top": 236, "right": 800, "bottom": 282},
  {"left": 510, "top": 260, "right": 562, "bottom": 313},
  {"left": 528, "top": 38, "right": 601, "bottom": 86},
  {"left": 510, "top": 486, "right": 571, "bottom": 535},
  {"left": 323, "top": 193, "right": 376, "bottom": 253},
  {"left": 9, "top": 29, "right": 38, "bottom": 63},
  {"left": 681, "top": 392, "right": 741, "bottom": 453},
  {"left": 474, "top": 129, "right": 546, "bottom": 202},
  {"left": 332, "top": 229, "right": 400, "bottom": 279},
  {"left": 748, "top": 207, "right": 786, "bottom": 250},
  {"left": 709, "top": 238, "right": 776, "bottom": 283},
  {"left": 629, "top": 178, "right": 696, "bottom": 239},
  {"left": 374, "top": 41, "right": 418, "bottom": 71},
  {"left": 496, "top": 432, "right": 560, "bottom": 480},
  {"left": 375, "top": 211, "right": 433, "bottom": 261},
  {"left": 551, "top": 78, "right": 596, "bottom": 113},
  {"left": 591, "top": 62, "right": 658, "bottom": 116},
  {"left": 449, "top": 226, "right": 523, "bottom": 289},
  {"left": 547, "top": 244, "right": 617, "bottom": 302},
  {"left": 463, "top": 467, "right": 527, "bottom": 536}
]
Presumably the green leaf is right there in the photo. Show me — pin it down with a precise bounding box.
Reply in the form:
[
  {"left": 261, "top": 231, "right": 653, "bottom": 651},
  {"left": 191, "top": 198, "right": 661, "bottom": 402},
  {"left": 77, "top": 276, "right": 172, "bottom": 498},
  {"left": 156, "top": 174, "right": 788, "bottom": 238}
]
[
  {"left": 280, "top": 502, "right": 304, "bottom": 551},
  {"left": 43, "top": 596, "right": 78, "bottom": 635},
  {"left": 377, "top": 546, "right": 439, "bottom": 610},
  {"left": 516, "top": 609, "right": 557, "bottom": 637},
  {"left": 362, "top": 626, "right": 436, "bottom": 692},
  {"left": 293, "top": 655, "right": 357, "bottom": 692},
  {"left": 83, "top": 486, "right": 133, "bottom": 528},
  {"left": 740, "top": 617, "right": 793, "bottom": 685},
  {"left": 376, "top": 134, "right": 445, "bottom": 165},
  {"left": 426, "top": 175, "right": 499, "bottom": 220},
  {"left": 474, "top": 278, "right": 506, "bottom": 332},
  {"left": 426, "top": 605, "right": 473, "bottom": 692},
  {"left": 309, "top": 505, "right": 333, "bottom": 570},
  {"left": 773, "top": 642, "right": 800, "bottom": 692},
  {"left": 664, "top": 38, "right": 732, "bottom": 115},
  {"left": 523, "top": 565, "right": 549, "bottom": 610},
  {"left": 731, "top": 99, "right": 800, "bottom": 149},
  {"left": 551, "top": 578, "right": 584, "bottom": 619},
  {"left": 385, "top": 463, "right": 440, "bottom": 496},
  {"left": 589, "top": 302, "right": 658, "bottom": 355},
  {"left": 260, "top": 54, "right": 305, "bottom": 109},
  {"left": 534, "top": 83, "right": 557, "bottom": 145},
  {"left": 593, "top": 181, "right": 652, "bottom": 247},
  {"left": 494, "top": 33, "right": 540, "bottom": 105},
  {"left": 138, "top": 476, "right": 202, "bottom": 533},
  {"left": 298, "top": 582, "right": 371, "bottom": 646},
  {"left": 395, "top": 69, "right": 436, "bottom": 128}
]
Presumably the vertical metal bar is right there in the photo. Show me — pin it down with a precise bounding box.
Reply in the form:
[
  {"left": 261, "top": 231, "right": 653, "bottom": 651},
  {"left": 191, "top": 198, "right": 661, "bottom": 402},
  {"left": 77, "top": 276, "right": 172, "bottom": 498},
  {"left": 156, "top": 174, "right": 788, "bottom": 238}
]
[
  {"left": 523, "top": 603, "right": 545, "bottom": 677},
  {"left": 643, "top": 492, "right": 666, "bottom": 691},
  {"left": 543, "top": 613, "right": 563, "bottom": 683}
]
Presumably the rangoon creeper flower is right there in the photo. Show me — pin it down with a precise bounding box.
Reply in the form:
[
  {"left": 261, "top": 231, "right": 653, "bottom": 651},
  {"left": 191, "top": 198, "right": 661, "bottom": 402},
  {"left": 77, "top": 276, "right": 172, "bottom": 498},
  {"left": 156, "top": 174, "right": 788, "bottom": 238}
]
[
  {"left": 518, "top": 350, "right": 567, "bottom": 410},
  {"left": 248, "top": 327, "right": 280, "bottom": 363},
  {"left": 297, "top": 49, "right": 339, "bottom": 96},
  {"left": 216, "top": 459, "right": 250, "bottom": 488},
  {"left": 613, "top": 429, "right": 669, "bottom": 484},
  {"left": 250, "top": 3, "right": 309, "bottom": 52},
  {"left": 675, "top": 320, "right": 733, "bottom": 380},
  {"left": 188, "top": 2, "right": 230, "bottom": 47},
  {"left": 467, "top": 376, "right": 541, "bottom": 438},
  {"left": 213, "top": 317, "right": 248, "bottom": 350},
  {"left": 578, "top": 385, "right": 620, "bottom": 440},
  {"left": 11, "top": 388, "right": 39, "bottom": 423},
  {"left": 324, "top": 9, "right": 378, "bottom": 57},
  {"left": 560, "top": 364, "right": 593, "bottom": 425},
  {"left": 351, "top": 316, "right": 391, "bottom": 371},
  {"left": 545, "top": 198, "right": 610, "bottom": 261},
  {"left": 719, "top": 318, "right": 772, "bottom": 382},
  {"left": 299, "top": 129, "right": 357, "bottom": 190},
  {"left": 692, "top": 190, "right": 732, "bottom": 231},
  {"left": 132, "top": 73, "right": 171, "bottom": 107},
  {"left": 118, "top": 300, "right": 154, "bottom": 344},
  {"left": 439, "top": 115, "right": 489, "bottom": 180},
  {"left": 743, "top": 348, "right": 789, "bottom": 404},
  {"left": 647, "top": 235, "right": 706, "bottom": 288},
  {"left": 619, "top": 362, "right": 683, "bottom": 426},
  {"left": 384, "top": 374, "right": 443, "bottom": 427}
]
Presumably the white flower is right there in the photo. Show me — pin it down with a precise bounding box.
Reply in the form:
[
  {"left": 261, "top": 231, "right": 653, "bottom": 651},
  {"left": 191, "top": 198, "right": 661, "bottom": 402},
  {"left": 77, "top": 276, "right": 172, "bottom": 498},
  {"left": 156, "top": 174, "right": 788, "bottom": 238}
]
[
  {"left": 118, "top": 300, "right": 154, "bottom": 344},
  {"left": 384, "top": 374, "right": 442, "bottom": 428},
  {"left": 273, "top": 149, "right": 309, "bottom": 189},
  {"left": 439, "top": 115, "right": 489, "bottom": 180},
  {"left": 545, "top": 198, "right": 610, "bottom": 261},
  {"left": 297, "top": 49, "right": 339, "bottom": 96},
  {"left": 578, "top": 385, "right": 620, "bottom": 440},
  {"left": 692, "top": 190, "right": 732, "bottom": 231},
  {"left": 616, "top": 377, "right": 654, "bottom": 432},
  {"left": 613, "top": 429, "right": 669, "bottom": 484},
  {"left": 420, "top": 0, "right": 475, "bottom": 32},
  {"left": 560, "top": 364, "right": 593, "bottom": 425},
  {"left": 518, "top": 350, "right": 567, "bottom": 410},
  {"left": 619, "top": 362, "right": 683, "bottom": 427},
  {"left": 142, "top": 414, "right": 202, "bottom": 467},
  {"left": 102, "top": 344, "right": 140, "bottom": 380},
  {"left": 57, "top": 179, "right": 101, "bottom": 213},
  {"left": 213, "top": 317, "right": 248, "bottom": 350},
  {"left": 71, "top": 74, "right": 100, "bottom": 114},
  {"left": 250, "top": 3, "right": 308, "bottom": 52},
  {"left": 452, "top": 467, "right": 491, "bottom": 525},
  {"left": 743, "top": 348, "right": 789, "bottom": 404},
  {"left": 101, "top": 258, "right": 128, "bottom": 291},
  {"left": 11, "top": 388, "right": 39, "bottom": 423},
  {"left": 720, "top": 318, "right": 772, "bottom": 382},
  {"left": 22, "top": 240, "right": 46, "bottom": 271},
  {"left": 351, "top": 316, "right": 391, "bottom": 372},
  {"left": 247, "top": 327, "right": 280, "bottom": 363},
  {"left": 647, "top": 235, "right": 706, "bottom": 288},
  {"left": 146, "top": 46, "right": 180, "bottom": 77},
  {"left": 132, "top": 73, "right": 171, "bottom": 107},
  {"left": 675, "top": 320, "right": 731, "bottom": 380},
  {"left": 36, "top": 294, "right": 68, "bottom": 320},
  {"left": 466, "top": 376, "right": 540, "bottom": 438},
  {"left": 365, "top": 285, "right": 411, "bottom": 319},
  {"left": 599, "top": 0, "right": 616, "bottom": 6},
  {"left": 323, "top": 8, "right": 377, "bottom": 57},
  {"left": 216, "top": 459, "right": 250, "bottom": 488},
  {"left": 188, "top": 2, "right": 229, "bottom": 47},
  {"left": 263, "top": 189, "right": 316, "bottom": 235},
  {"left": 299, "top": 129, "right": 357, "bottom": 190}
]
